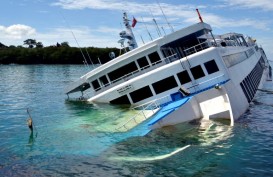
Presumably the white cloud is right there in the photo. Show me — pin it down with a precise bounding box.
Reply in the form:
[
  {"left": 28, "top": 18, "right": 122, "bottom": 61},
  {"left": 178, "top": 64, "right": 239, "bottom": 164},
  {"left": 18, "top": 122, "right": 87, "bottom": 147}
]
[
  {"left": 33, "top": 26, "right": 120, "bottom": 48},
  {"left": 0, "top": 23, "right": 120, "bottom": 47},
  {"left": 52, "top": 0, "right": 197, "bottom": 17},
  {"left": 94, "top": 26, "right": 120, "bottom": 34},
  {"left": 52, "top": 0, "right": 151, "bottom": 12},
  {"left": 52, "top": 0, "right": 271, "bottom": 31},
  {"left": 256, "top": 36, "right": 273, "bottom": 59},
  {"left": 223, "top": 0, "right": 273, "bottom": 11},
  {"left": 199, "top": 14, "right": 270, "bottom": 30},
  {"left": 0, "top": 24, "right": 36, "bottom": 40},
  {"left": 1, "top": 0, "right": 271, "bottom": 49}
]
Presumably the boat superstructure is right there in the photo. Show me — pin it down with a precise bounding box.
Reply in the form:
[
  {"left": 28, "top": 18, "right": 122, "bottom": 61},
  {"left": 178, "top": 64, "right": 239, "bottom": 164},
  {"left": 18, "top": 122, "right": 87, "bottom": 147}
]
[{"left": 65, "top": 11, "right": 271, "bottom": 129}]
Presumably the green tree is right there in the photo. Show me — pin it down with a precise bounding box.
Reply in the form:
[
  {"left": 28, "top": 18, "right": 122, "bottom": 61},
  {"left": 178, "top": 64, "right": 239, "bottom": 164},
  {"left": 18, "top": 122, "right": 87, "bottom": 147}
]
[
  {"left": 36, "top": 42, "right": 43, "bottom": 48},
  {"left": 61, "top": 42, "right": 70, "bottom": 47},
  {"left": 23, "top": 39, "right": 37, "bottom": 48},
  {"left": 0, "top": 42, "right": 7, "bottom": 48}
]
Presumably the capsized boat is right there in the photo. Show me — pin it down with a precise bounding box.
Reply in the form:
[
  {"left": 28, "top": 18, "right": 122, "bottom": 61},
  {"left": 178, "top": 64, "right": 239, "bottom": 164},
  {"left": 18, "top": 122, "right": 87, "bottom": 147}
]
[{"left": 65, "top": 10, "right": 271, "bottom": 131}]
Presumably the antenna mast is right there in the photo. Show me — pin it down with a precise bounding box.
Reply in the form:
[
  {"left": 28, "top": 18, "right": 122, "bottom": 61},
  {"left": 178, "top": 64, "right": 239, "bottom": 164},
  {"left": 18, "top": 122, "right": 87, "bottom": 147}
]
[
  {"left": 118, "top": 12, "right": 138, "bottom": 50},
  {"left": 150, "top": 9, "right": 162, "bottom": 37},
  {"left": 141, "top": 16, "right": 153, "bottom": 41},
  {"left": 156, "top": 0, "right": 174, "bottom": 32},
  {"left": 196, "top": 9, "right": 203, "bottom": 23}
]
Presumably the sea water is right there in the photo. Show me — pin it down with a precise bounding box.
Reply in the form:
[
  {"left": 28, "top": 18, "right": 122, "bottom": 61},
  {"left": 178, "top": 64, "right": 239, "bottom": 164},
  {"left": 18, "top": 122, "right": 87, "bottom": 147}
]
[{"left": 0, "top": 65, "right": 273, "bottom": 176}]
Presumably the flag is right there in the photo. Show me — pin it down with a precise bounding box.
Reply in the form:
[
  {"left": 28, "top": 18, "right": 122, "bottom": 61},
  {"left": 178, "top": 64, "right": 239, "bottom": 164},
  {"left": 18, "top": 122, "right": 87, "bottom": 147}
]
[{"left": 132, "top": 17, "right": 137, "bottom": 28}]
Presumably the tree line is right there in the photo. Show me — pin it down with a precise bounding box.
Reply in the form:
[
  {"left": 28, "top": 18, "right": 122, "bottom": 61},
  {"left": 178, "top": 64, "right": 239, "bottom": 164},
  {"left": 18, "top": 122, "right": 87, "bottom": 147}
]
[{"left": 0, "top": 39, "right": 121, "bottom": 64}]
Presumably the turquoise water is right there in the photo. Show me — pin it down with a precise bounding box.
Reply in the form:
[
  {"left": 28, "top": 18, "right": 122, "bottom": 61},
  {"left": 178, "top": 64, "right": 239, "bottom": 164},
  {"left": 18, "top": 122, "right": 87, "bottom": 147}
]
[{"left": 0, "top": 65, "right": 273, "bottom": 176}]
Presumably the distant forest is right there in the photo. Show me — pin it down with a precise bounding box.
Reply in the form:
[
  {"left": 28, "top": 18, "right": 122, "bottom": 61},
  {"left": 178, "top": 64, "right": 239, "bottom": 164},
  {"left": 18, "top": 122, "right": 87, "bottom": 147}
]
[{"left": 0, "top": 39, "right": 121, "bottom": 64}]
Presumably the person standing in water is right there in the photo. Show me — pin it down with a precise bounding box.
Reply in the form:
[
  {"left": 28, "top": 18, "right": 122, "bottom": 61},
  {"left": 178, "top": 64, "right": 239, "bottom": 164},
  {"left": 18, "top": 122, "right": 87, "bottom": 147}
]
[
  {"left": 27, "top": 117, "right": 33, "bottom": 132},
  {"left": 27, "top": 108, "right": 33, "bottom": 132}
]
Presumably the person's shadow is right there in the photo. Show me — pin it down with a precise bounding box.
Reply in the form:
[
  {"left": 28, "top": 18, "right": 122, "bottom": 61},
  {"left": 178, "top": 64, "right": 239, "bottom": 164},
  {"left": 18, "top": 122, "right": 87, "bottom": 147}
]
[
  {"left": 28, "top": 131, "right": 34, "bottom": 145},
  {"left": 27, "top": 131, "right": 37, "bottom": 146}
]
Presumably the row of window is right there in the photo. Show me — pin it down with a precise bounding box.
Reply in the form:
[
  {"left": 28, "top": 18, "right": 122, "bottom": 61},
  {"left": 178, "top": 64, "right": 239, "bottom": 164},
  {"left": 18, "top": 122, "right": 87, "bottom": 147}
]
[
  {"left": 223, "top": 48, "right": 255, "bottom": 68},
  {"left": 240, "top": 58, "right": 264, "bottom": 103},
  {"left": 110, "top": 59, "right": 219, "bottom": 104},
  {"left": 91, "top": 51, "right": 161, "bottom": 91},
  {"left": 91, "top": 45, "right": 220, "bottom": 92}
]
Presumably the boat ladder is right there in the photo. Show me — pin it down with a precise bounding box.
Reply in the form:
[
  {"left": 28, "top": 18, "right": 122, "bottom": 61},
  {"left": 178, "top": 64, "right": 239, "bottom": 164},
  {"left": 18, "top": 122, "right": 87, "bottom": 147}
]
[{"left": 115, "top": 95, "right": 173, "bottom": 132}]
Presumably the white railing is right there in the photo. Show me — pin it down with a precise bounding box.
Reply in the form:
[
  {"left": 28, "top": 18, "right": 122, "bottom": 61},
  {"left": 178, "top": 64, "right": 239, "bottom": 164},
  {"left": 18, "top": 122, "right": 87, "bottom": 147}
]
[
  {"left": 81, "top": 41, "right": 231, "bottom": 99},
  {"left": 186, "top": 74, "right": 227, "bottom": 93},
  {"left": 115, "top": 100, "right": 161, "bottom": 132},
  {"left": 132, "top": 95, "right": 173, "bottom": 110},
  {"left": 184, "top": 41, "right": 211, "bottom": 56},
  {"left": 92, "top": 54, "right": 179, "bottom": 94},
  {"left": 115, "top": 74, "right": 229, "bottom": 132},
  {"left": 115, "top": 94, "right": 173, "bottom": 132}
]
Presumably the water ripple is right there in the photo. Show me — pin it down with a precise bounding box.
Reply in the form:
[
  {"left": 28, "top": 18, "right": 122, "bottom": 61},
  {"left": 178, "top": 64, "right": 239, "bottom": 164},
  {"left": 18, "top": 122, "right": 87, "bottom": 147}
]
[{"left": 1, "top": 65, "right": 273, "bottom": 176}]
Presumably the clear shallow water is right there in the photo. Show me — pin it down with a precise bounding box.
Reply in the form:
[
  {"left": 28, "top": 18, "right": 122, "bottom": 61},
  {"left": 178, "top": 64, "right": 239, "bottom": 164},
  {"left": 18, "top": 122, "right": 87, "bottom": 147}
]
[{"left": 0, "top": 65, "right": 273, "bottom": 176}]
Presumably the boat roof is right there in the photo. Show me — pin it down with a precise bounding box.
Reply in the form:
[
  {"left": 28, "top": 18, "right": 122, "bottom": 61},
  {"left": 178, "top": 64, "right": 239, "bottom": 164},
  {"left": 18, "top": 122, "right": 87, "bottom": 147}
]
[{"left": 81, "top": 22, "right": 212, "bottom": 81}]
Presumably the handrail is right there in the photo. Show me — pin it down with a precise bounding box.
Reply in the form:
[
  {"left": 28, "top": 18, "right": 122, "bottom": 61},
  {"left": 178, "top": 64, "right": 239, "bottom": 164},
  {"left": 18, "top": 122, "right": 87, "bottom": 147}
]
[
  {"left": 82, "top": 41, "right": 224, "bottom": 98},
  {"left": 184, "top": 41, "right": 210, "bottom": 56},
  {"left": 132, "top": 74, "right": 226, "bottom": 110},
  {"left": 115, "top": 100, "right": 161, "bottom": 131},
  {"left": 82, "top": 42, "right": 213, "bottom": 95},
  {"left": 115, "top": 94, "right": 173, "bottom": 131},
  {"left": 92, "top": 54, "right": 179, "bottom": 93},
  {"left": 131, "top": 94, "right": 172, "bottom": 110},
  {"left": 115, "top": 74, "right": 229, "bottom": 132},
  {"left": 187, "top": 74, "right": 225, "bottom": 89}
]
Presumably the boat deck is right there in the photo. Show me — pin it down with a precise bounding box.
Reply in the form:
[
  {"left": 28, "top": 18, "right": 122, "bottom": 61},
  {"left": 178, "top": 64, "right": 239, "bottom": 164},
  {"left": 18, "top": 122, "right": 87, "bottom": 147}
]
[{"left": 124, "top": 79, "right": 230, "bottom": 136}]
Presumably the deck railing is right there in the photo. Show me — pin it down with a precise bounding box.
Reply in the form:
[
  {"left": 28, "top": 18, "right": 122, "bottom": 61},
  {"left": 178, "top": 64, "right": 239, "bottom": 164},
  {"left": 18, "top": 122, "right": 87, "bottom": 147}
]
[
  {"left": 90, "top": 53, "right": 180, "bottom": 94},
  {"left": 187, "top": 74, "right": 227, "bottom": 94},
  {"left": 115, "top": 95, "right": 174, "bottom": 131},
  {"left": 184, "top": 41, "right": 211, "bottom": 56},
  {"left": 115, "top": 100, "right": 162, "bottom": 131},
  {"left": 115, "top": 74, "right": 229, "bottom": 132},
  {"left": 78, "top": 42, "right": 215, "bottom": 97}
]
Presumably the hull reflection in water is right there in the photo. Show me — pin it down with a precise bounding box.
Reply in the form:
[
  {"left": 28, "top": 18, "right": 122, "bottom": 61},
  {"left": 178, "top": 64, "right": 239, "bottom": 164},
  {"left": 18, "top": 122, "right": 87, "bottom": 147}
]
[{"left": 110, "top": 145, "right": 191, "bottom": 162}]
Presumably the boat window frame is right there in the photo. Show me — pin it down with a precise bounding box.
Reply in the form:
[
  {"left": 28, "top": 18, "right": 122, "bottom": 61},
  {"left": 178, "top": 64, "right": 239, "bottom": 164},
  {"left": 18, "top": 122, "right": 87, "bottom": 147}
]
[
  {"left": 148, "top": 51, "right": 161, "bottom": 65},
  {"left": 129, "top": 86, "right": 154, "bottom": 103},
  {"left": 152, "top": 76, "right": 178, "bottom": 94},
  {"left": 204, "top": 59, "right": 219, "bottom": 74},
  {"left": 190, "top": 65, "right": 206, "bottom": 80},
  {"left": 177, "top": 70, "right": 192, "bottom": 85}
]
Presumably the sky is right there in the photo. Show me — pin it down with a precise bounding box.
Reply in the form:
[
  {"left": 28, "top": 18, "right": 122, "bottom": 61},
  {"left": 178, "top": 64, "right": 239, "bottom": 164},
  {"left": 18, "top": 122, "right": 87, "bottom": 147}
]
[{"left": 0, "top": 0, "right": 273, "bottom": 58}]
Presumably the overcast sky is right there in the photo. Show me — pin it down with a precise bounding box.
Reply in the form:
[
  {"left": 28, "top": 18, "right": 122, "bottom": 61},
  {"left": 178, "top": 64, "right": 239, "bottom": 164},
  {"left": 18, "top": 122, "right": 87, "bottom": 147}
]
[{"left": 0, "top": 0, "right": 273, "bottom": 58}]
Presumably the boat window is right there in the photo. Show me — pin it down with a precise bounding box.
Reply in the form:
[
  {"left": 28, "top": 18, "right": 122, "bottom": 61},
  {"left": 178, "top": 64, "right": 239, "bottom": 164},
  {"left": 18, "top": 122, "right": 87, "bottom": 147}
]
[
  {"left": 99, "top": 75, "right": 109, "bottom": 86},
  {"left": 177, "top": 70, "right": 192, "bottom": 85},
  {"left": 240, "top": 57, "right": 264, "bottom": 103},
  {"left": 190, "top": 65, "right": 205, "bottom": 80},
  {"left": 129, "top": 86, "right": 153, "bottom": 103},
  {"left": 137, "top": 56, "right": 150, "bottom": 70},
  {"left": 240, "top": 82, "right": 251, "bottom": 103},
  {"left": 148, "top": 52, "right": 161, "bottom": 65},
  {"left": 92, "top": 80, "right": 100, "bottom": 91},
  {"left": 108, "top": 62, "right": 138, "bottom": 82},
  {"left": 110, "top": 95, "right": 131, "bottom": 104},
  {"left": 152, "top": 76, "right": 178, "bottom": 94},
  {"left": 223, "top": 51, "right": 248, "bottom": 68},
  {"left": 204, "top": 60, "right": 219, "bottom": 74}
]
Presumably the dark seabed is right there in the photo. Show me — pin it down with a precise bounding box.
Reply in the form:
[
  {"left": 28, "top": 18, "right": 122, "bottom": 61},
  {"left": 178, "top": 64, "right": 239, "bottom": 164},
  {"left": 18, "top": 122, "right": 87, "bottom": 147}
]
[{"left": 0, "top": 64, "right": 273, "bottom": 177}]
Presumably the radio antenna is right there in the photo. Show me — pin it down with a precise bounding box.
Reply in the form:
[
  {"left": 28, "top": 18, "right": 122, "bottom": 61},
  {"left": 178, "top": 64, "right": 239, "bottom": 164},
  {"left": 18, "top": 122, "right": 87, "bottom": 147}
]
[
  {"left": 156, "top": 0, "right": 174, "bottom": 32},
  {"left": 150, "top": 9, "right": 162, "bottom": 37},
  {"left": 141, "top": 16, "right": 153, "bottom": 41},
  {"left": 60, "top": 12, "right": 90, "bottom": 70}
]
